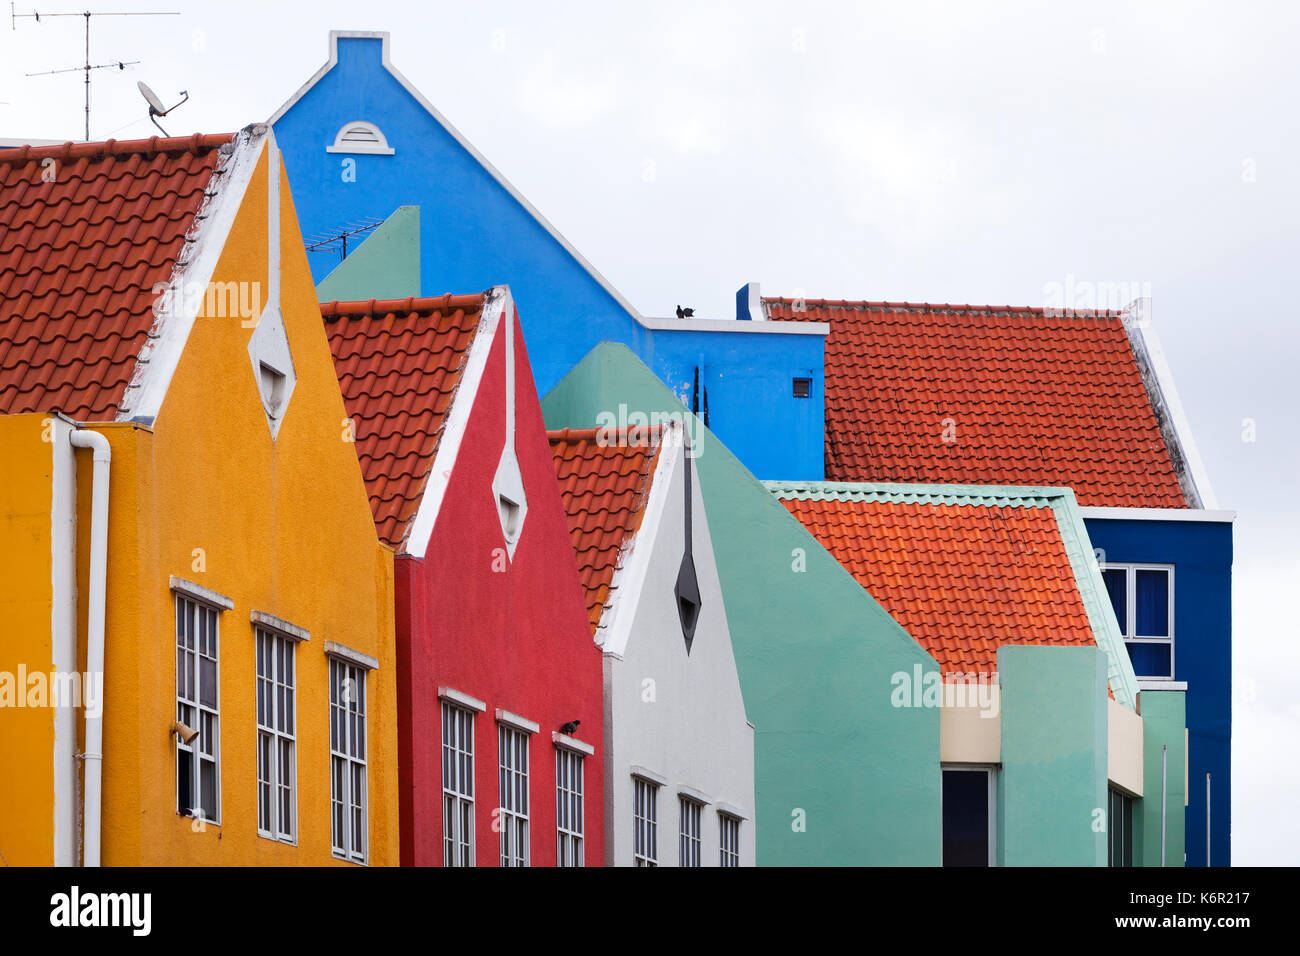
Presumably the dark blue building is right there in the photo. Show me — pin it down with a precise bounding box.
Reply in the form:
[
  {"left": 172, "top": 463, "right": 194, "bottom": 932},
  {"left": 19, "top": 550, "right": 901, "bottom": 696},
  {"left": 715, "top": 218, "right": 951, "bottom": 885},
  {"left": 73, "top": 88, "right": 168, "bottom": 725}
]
[{"left": 1084, "top": 509, "right": 1234, "bottom": 866}]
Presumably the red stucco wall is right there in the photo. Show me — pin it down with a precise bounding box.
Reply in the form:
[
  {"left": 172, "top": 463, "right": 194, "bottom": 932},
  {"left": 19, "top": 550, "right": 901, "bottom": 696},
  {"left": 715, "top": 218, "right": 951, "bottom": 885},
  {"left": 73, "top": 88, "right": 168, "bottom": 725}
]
[{"left": 397, "top": 310, "right": 604, "bottom": 866}]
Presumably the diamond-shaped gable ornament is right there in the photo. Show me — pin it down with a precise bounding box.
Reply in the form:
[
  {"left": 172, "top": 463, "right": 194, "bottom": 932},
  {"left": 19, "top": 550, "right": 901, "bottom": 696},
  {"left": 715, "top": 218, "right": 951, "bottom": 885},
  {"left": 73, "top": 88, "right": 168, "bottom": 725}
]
[
  {"left": 247, "top": 303, "right": 297, "bottom": 440},
  {"left": 492, "top": 443, "right": 528, "bottom": 559}
]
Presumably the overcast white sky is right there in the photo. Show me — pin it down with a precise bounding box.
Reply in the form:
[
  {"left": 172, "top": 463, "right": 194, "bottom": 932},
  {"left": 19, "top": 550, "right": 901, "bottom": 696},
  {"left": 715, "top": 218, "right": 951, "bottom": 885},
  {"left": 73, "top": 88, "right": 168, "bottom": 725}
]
[{"left": 3, "top": 0, "right": 1296, "bottom": 865}]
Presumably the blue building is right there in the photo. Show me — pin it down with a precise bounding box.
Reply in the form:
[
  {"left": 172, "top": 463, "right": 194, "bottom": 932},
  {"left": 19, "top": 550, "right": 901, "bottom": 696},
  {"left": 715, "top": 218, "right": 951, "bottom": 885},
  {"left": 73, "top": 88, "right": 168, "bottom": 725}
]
[{"left": 270, "top": 31, "right": 825, "bottom": 481}]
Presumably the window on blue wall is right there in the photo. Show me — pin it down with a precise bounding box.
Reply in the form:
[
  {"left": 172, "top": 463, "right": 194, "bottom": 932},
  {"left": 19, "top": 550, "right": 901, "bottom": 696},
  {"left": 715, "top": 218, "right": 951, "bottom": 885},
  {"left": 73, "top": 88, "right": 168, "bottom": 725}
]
[
  {"left": 792, "top": 377, "right": 811, "bottom": 398},
  {"left": 1100, "top": 564, "right": 1174, "bottom": 680}
]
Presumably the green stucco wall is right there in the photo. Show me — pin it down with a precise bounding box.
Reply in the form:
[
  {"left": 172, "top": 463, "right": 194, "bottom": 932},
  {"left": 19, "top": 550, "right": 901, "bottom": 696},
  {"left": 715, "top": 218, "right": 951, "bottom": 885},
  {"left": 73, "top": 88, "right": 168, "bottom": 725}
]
[
  {"left": 1136, "top": 689, "right": 1187, "bottom": 867},
  {"left": 543, "top": 343, "right": 942, "bottom": 865},
  {"left": 997, "top": 644, "right": 1109, "bottom": 866},
  {"left": 316, "top": 205, "right": 421, "bottom": 301}
]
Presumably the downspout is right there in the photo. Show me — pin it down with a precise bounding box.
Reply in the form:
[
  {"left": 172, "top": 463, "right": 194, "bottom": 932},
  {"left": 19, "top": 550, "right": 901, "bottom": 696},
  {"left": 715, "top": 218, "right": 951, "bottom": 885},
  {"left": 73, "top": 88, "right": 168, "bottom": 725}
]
[{"left": 70, "top": 428, "right": 110, "bottom": 867}]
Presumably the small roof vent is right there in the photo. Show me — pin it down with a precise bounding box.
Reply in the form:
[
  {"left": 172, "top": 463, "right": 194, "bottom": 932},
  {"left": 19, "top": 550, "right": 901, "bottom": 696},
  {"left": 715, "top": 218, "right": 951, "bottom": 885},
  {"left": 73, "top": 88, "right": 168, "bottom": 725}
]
[{"left": 326, "top": 121, "right": 395, "bottom": 155}]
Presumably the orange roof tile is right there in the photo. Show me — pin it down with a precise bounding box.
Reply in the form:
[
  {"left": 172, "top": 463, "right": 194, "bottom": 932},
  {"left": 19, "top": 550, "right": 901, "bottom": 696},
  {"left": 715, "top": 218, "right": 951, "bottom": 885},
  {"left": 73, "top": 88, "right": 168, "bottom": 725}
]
[
  {"left": 778, "top": 494, "right": 1096, "bottom": 675},
  {"left": 549, "top": 426, "right": 663, "bottom": 633},
  {"left": 323, "top": 295, "right": 485, "bottom": 549},
  {"left": 0, "top": 134, "right": 234, "bottom": 419},
  {"left": 766, "top": 298, "right": 1187, "bottom": 508}
]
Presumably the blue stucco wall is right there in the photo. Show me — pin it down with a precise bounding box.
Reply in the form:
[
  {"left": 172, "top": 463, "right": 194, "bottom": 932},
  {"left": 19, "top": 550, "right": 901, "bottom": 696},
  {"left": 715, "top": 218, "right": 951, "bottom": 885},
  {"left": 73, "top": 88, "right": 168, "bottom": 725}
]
[
  {"left": 1084, "top": 516, "right": 1233, "bottom": 866},
  {"left": 272, "top": 33, "right": 824, "bottom": 480}
]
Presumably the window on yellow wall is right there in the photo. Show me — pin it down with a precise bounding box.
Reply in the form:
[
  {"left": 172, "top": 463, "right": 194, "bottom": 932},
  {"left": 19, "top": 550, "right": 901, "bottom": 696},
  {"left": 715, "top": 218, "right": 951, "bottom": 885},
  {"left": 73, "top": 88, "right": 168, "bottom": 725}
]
[
  {"left": 256, "top": 628, "right": 297, "bottom": 844},
  {"left": 329, "top": 658, "right": 368, "bottom": 864},
  {"left": 176, "top": 594, "right": 221, "bottom": 825}
]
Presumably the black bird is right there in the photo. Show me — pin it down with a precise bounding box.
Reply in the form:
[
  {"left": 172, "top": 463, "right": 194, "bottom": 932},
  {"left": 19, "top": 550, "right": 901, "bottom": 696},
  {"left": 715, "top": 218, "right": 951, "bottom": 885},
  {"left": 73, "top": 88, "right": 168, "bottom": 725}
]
[
  {"left": 559, "top": 720, "right": 581, "bottom": 735},
  {"left": 676, "top": 305, "right": 695, "bottom": 319}
]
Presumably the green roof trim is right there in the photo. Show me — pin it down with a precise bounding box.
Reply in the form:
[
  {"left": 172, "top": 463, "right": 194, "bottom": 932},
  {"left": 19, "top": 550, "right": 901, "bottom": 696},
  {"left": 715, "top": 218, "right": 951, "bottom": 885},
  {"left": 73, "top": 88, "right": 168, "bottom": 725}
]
[{"left": 764, "top": 479, "right": 1141, "bottom": 710}]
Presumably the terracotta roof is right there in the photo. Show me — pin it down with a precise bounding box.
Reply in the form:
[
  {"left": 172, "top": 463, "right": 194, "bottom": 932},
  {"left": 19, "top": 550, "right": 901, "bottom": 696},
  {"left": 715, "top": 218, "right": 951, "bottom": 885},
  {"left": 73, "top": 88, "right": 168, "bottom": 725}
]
[
  {"left": 0, "top": 134, "right": 235, "bottom": 419},
  {"left": 549, "top": 426, "right": 664, "bottom": 633},
  {"left": 773, "top": 486, "right": 1097, "bottom": 677},
  {"left": 323, "top": 294, "right": 485, "bottom": 549},
  {"left": 765, "top": 298, "right": 1188, "bottom": 508}
]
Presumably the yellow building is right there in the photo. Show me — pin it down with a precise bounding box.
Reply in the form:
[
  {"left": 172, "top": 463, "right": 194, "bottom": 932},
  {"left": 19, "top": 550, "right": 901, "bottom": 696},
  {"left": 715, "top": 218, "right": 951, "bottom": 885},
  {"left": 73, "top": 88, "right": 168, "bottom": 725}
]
[{"left": 0, "top": 127, "right": 398, "bottom": 865}]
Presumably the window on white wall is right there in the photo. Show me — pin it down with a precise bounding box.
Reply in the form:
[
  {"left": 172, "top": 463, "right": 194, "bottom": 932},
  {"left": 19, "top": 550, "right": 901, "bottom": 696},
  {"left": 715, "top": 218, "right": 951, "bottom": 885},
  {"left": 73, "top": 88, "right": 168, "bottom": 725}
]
[
  {"left": 256, "top": 627, "right": 297, "bottom": 843},
  {"left": 1101, "top": 564, "right": 1174, "bottom": 680},
  {"left": 176, "top": 594, "right": 221, "bottom": 824},
  {"left": 633, "top": 777, "right": 659, "bottom": 867},
  {"left": 329, "top": 657, "right": 368, "bottom": 863},
  {"left": 498, "top": 724, "right": 530, "bottom": 867},
  {"left": 442, "top": 702, "right": 475, "bottom": 866},
  {"left": 678, "top": 795, "right": 703, "bottom": 867},
  {"left": 719, "top": 813, "right": 741, "bottom": 867},
  {"left": 555, "top": 747, "right": 584, "bottom": 867}
]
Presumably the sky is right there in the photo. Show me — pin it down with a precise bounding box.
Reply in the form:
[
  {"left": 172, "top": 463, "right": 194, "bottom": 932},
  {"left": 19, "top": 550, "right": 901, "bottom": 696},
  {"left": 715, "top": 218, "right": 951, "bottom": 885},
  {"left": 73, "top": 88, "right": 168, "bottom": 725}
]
[{"left": 3, "top": 0, "right": 1297, "bottom": 864}]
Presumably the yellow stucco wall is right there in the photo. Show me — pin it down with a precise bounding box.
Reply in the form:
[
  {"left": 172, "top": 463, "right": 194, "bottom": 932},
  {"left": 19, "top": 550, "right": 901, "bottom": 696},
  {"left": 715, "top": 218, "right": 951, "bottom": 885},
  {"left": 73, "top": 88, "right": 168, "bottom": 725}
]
[
  {"left": 87, "top": 143, "right": 397, "bottom": 866},
  {"left": 0, "top": 414, "right": 57, "bottom": 865}
]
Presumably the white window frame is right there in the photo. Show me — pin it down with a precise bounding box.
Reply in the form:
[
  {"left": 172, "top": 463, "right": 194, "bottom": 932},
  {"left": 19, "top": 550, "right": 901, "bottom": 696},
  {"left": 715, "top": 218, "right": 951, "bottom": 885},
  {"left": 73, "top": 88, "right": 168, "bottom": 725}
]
[
  {"left": 255, "top": 623, "right": 302, "bottom": 845},
  {"left": 329, "top": 655, "right": 369, "bottom": 864},
  {"left": 442, "top": 700, "right": 477, "bottom": 866},
  {"left": 633, "top": 775, "right": 660, "bottom": 867},
  {"left": 719, "top": 812, "right": 741, "bottom": 867},
  {"left": 555, "top": 745, "right": 585, "bottom": 867},
  {"left": 678, "top": 794, "right": 704, "bottom": 867},
  {"left": 174, "top": 592, "right": 223, "bottom": 826},
  {"left": 1101, "top": 562, "right": 1175, "bottom": 680},
  {"left": 941, "top": 764, "right": 998, "bottom": 867},
  {"left": 497, "top": 722, "right": 531, "bottom": 867}
]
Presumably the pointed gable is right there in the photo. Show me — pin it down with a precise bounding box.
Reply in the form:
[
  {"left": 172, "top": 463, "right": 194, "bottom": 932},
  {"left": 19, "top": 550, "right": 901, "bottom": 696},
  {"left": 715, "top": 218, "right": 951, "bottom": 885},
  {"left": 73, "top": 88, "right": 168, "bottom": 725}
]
[
  {"left": 322, "top": 294, "right": 486, "bottom": 549},
  {"left": 0, "top": 134, "right": 234, "bottom": 419}
]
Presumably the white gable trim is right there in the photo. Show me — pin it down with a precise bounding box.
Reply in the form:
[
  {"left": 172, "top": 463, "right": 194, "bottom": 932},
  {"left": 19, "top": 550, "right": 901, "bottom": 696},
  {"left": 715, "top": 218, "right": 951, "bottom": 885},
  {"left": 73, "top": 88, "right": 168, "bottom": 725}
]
[
  {"left": 116, "top": 125, "right": 269, "bottom": 424},
  {"left": 403, "top": 286, "right": 510, "bottom": 559},
  {"left": 269, "top": 31, "right": 649, "bottom": 326},
  {"left": 595, "top": 421, "right": 683, "bottom": 658},
  {"left": 1121, "top": 299, "right": 1219, "bottom": 509}
]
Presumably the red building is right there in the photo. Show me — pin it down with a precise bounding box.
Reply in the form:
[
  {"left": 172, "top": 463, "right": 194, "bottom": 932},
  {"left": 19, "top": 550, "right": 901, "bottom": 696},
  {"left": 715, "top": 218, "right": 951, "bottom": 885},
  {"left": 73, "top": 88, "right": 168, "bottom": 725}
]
[{"left": 324, "top": 287, "right": 603, "bottom": 866}]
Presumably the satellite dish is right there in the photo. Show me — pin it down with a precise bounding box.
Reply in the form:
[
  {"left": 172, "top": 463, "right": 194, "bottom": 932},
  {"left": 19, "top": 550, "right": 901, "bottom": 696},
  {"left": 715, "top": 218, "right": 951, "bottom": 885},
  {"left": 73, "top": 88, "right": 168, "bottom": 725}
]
[
  {"left": 137, "top": 81, "right": 166, "bottom": 116},
  {"left": 137, "top": 81, "right": 189, "bottom": 136}
]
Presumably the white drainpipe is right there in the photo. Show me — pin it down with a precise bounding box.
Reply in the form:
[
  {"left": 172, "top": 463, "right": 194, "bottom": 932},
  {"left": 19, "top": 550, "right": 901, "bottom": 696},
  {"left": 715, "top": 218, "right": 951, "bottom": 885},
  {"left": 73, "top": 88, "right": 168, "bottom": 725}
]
[{"left": 70, "top": 428, "right": 110, "bottom": 867}]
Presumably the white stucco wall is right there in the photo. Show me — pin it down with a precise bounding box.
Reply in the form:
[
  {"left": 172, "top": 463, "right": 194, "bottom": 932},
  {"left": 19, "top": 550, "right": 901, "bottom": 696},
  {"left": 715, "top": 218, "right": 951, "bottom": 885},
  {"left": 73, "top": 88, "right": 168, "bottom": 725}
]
[{"left": 602, "top": 428, "right": 756, "bottom": 866}]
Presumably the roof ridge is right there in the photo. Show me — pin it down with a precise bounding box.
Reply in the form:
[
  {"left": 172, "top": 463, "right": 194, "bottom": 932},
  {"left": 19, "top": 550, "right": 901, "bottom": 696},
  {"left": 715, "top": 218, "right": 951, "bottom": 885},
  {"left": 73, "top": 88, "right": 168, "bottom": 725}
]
[
  {"left": 762, "top": 296, "right": 1126, "bottom": 319},
  {"left": 0, "top": 133, "right": 236, "bottom": 167},
  {"left": 320, "top": 292, "right": 486, "bottom": 321},
  {"left": 547, "top": 424, "right": 667, "bottom": 445}
]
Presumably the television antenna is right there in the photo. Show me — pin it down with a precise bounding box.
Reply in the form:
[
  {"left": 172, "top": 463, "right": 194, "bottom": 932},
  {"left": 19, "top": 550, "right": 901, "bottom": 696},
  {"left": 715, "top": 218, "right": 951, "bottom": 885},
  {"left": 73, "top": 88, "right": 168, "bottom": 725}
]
[
  {"left": 12, "top": 4, "right": 180, "bottom": 141},
  {"left": 137, "top": 80, "right": 186, "bottom": 136}
]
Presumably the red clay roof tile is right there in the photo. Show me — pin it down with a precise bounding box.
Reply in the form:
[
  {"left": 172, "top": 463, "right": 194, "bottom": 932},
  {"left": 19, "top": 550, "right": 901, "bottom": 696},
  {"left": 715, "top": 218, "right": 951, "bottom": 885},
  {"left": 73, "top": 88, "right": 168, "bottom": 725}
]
[
  {"left": 323, "top": 294, "right": 485, "bottom": 549},
  {"left": 0, "top": 134, "right": 234, "bottom": 419},
  {"left": 548, "top": 427, "right": 663, "bottom": 633},
  {"left": 766, "top": 298, "right": 1187, "bottom": 507},
  {"left": 779, "top": 495, "right": 1096, "bottom": 675}
]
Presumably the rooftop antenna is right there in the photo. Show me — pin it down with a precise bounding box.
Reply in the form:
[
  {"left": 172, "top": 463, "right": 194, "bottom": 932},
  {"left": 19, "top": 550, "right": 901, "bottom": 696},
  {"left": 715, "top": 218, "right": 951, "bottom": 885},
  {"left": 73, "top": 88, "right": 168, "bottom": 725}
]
[
  {"left": 12, "top": 4, "right": 179, "bottom": 141},
  {"left": 137, "top": 80, "right": 186, "bottom": 136}
]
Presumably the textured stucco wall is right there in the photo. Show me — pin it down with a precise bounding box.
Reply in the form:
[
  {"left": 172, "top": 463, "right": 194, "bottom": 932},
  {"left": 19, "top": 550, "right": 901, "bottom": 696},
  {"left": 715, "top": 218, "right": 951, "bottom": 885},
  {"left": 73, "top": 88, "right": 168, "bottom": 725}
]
[
  {"left": 604, "top": 437, "right": 755, "bottom": 866},
  {"left": 997, "top": 644, "right": 1108, "bottom": 866},
  {"left": 1135, "top": 688, "right": 1187, "bottom": 867},
  {"left": 399, "top": 312, "right": 605, "bottom": 867}
]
